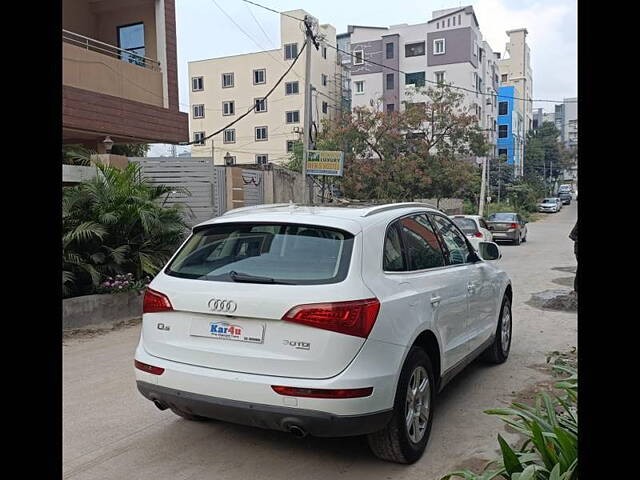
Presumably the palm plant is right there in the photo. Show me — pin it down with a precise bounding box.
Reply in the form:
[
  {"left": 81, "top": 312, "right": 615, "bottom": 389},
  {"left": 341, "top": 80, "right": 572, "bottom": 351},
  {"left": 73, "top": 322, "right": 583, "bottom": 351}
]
[
  {"left": 63, "top": 163, "right": 189, "bottom": 297},
  {"left": 62, "top": 144, "right": 94, "bottom": 166}
]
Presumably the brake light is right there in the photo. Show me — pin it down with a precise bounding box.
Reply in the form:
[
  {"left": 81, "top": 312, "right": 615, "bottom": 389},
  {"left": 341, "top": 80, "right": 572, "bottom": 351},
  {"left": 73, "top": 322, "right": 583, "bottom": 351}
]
[
  {"left": 143, "top": 288, "right": 173, "bottom": 313},
  {"left": 510, "top": 223, "right": 518, "bottom": 229},
  {"left": 271, "top": 385, "right": 373, "bottom": 399},
  {"left": 134, "top": 360, "right": 165, "bottom": 375},
  {"left": 282, "top": 298, "right": 380, "bottom": 338},
  {"left": 474, "top": 231, "right": 483, "bottom": 238}
]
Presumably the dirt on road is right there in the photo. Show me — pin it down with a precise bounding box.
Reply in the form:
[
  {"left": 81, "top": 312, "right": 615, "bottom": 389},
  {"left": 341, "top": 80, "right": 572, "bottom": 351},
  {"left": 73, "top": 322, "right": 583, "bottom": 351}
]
[{"left": 63, "top": 204, "right": 578, "bottom": 480}]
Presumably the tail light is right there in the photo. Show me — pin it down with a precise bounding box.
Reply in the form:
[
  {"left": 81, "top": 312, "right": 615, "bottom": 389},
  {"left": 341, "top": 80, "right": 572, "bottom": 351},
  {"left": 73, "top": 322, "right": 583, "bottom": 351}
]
[
  {"left": 134, "top": 360, "right": 165, "bottom": 375},
  {"left": 474, "top": 231, "right": 483, "bottom": 238},
  {"left": 143, "top": 288, "right": 173, "bottom": 313},
  {"left": 282, "top": 298, "right": 380, "bottom": 338},
  {"left": 271, "top": 385, "right": 373, "bottom": 399},
  {"left": 510, "top": 223, "right": 518, "bottom": 229}
]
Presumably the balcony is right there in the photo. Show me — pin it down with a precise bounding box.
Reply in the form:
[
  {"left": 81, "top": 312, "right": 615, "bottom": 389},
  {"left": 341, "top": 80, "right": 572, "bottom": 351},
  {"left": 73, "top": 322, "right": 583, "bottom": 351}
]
[{"left": 63, "top": 29, "right": 164, "bottom": 108}]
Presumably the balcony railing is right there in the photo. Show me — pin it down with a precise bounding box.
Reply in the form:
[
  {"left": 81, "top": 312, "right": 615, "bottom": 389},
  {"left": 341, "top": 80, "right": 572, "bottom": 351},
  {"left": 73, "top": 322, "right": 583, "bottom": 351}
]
[{"left": 62, "top": 29, "right": 161, "bottom": 72}]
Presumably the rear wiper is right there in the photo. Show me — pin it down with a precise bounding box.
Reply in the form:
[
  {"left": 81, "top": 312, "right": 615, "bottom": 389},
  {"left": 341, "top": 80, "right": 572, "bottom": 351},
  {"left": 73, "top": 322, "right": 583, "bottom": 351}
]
[{"left": 228, "top": 270, "right": 292, "bottom": 285}]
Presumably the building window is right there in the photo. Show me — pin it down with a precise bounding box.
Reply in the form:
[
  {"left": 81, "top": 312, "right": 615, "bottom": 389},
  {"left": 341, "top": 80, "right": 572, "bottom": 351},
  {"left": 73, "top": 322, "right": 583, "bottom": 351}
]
[
  {"left": 253, "top": 69, "right": 266, "bottom": 84},
  {"left": 255, "top": 98, "right": 267, "bottom": 113},
  {"left": 498, "top": 125, "right": 508, "bottom": 138},
  {"left": 501, "top": 73, "right": 508, "bottom": 82},
  {"left": 473, "top": 41, "right": 478, "bottom": 57},
  {"left": 498, "top": 101, "right": 508, "bottom": 116},
  {"left": 193, "top": 104, "right": 205, "bottom": 118},
  {"left": 458, "top": 14, "right": 461, "bottom": 24},
  {"left": 322, "top": 46, "right": 327, "bottom": 59},
  {"left": 222, "top": 73, "right": 234, "bottom": 88},
  {"left": 436, "top": 22, "right": 439, "bottom": 29},
  {"left": 387, "top": 104, "right": 395, "bottom": 112},
  {"left": 405, "top": 71, "right": 425, "bottom": 87},
  {"left": 286, "top": 140, "right": 296, "bottom": 153},
  {"left": 286, "top": 110, "right": 300, "bottom": 123},
  {"left": 223, "top": 101, "right": 235, "bottom": 116},
  {"left": 498, "top": 148, "right": 507, "bottom": 157},
  {"left": 117, "top": 23, "right": 145, "bottom": 66},
  {"left": 322, "top": 101, "right": 328, "bottom": 114},
  {"left": 284, "top": 43, "right": 298, "bottom": 60},
  {"left": 433, "top": 39, "right": 445, "bottom": 55},
  {"left": 321, "top": 74, "right": 327, "bottom": 86},
  {"left": 256, "top": 154, "right": 268, "bottom": 165},
  {"left": 255, "top": 126, "right": 268, "bottom": 141},
  {"left": 353, "top": 49, "right": 364, "bottom": 65},
  {"left": 405, "top": 42, "right": 425, "bottom": 57},
  {"left": 354, "top": 80, "right": 364, "bottom": 94},
  {"left": 453, "top": 16, "right": 456, "bottom": 26},
  {"left": 386, "top": 42, "right": 394, "bottom": 59},
  {"left": 194, "top": 131, "right": 205, "bottom": 145},
  {"left": 225, "top": 155, "right": 236, "bottom": 166},
  {"left": 435, "top": 71, "right": 445, "bottom": 84},
  {"left": 223, "top": 129, "right": 235, "bottom": 144},
  {"left": 386, "top": 73, "right": 394, "bottom": 90},
  {"left": 447, "top": 18, "right": 450, "bottom": 27},
  {"left": 285, "top": 81, "right": 299, "bottom": 95},
  {"left": 192, "top": 76, "right": 204, "bottom": 91}
]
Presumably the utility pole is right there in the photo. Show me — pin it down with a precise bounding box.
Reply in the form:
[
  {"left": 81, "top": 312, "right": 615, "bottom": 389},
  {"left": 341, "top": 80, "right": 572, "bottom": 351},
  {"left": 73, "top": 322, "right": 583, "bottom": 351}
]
[
  {"left": 478, "top": 156, "right": 487, "bottom": 216},
  {"left": 301, "top": 15, "right": 318, "bottom": 204}
]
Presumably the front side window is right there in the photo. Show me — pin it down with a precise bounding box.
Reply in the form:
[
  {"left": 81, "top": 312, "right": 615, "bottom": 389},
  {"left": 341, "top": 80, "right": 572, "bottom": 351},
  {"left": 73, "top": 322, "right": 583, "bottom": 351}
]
[
  {"left": 433, "top": 39, "right": 445, "bottom": 55},
  {"left": 222, "top": 73, "right": 234, "bottom": 88},
  {"left": 398, "top": 215, "right": 445, "bottom": 270},
  {"left": 452, "top": 217, "right": 479, "bottom": 235},
  {"left": 286, "top": 110, "right": 300, "bottom": 123},
  {"left": 253, "top": 69, "right": 266, "bottom": 84},
  {"left": 166, "top": 223, "right": 354, "bottom": 285},
  {"left": 405, "top": 42, "right": 425, "bottom": 57},
  {"left": 194, "top": 131, "right": 205, "bottom": 145},
  {"left": 383, "top": 224, "right": 406, "bottom": 272},
  {"left": 255, "top": 126, "right": 268, "bottom": 141},
  {"left": 386, "top": 42, "right": 394, "bottom": 59},
  {"left": 118, "top": 23, "right": 145, "bottom": 66},
  {"left": 285, "top": 81, "right": 299, "bottom": 95},
  {"left": 284, "top": 43, "right": 298, "bottom": 60},
  {"left": 193, "top": 104, "right": 205, "bottom": 119},
  {"left": 429, "top": 214, "right": 471, "bottom": 265},
  {"left": 192, "top": 76, "right": 204, "bottom": 91}
]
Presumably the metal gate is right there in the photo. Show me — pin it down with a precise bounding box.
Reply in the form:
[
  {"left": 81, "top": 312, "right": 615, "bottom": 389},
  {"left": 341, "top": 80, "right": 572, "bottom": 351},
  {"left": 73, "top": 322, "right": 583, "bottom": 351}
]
[
  {"left": 130, "top": 157, "right": 217, "bottom": 226},
  {"left": 241, "top": 169, "right": 264, "bottom": 207},
  {"left": 213, "top": 166, "right": 227, "bottom": 216}
]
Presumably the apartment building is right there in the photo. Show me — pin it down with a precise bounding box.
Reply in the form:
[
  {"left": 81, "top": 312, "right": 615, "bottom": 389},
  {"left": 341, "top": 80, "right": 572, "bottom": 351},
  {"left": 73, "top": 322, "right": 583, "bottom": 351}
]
[
  {"left": 339, "top": 6, "right": 500, "bottom": 156},
  {"left": 63, "top": 0, "right": 188, "bottom": 152},
  {"left": 188, "top": 10, "right": 338, "bottom": 166},
  {"left": 497, "top": 28, "right": 533, "bottom": 175},
  {"left": 556, "top": 98, "right": 577, "bottom": 150}
]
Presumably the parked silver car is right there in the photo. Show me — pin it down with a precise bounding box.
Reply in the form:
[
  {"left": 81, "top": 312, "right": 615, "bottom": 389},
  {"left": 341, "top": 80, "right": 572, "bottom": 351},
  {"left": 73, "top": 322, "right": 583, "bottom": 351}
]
[
  {"left": 486, "top": 212, "right": 528, "bottom": 245},
  {"left": 538, "top": 198, "right": 561, "bottom": 213}
]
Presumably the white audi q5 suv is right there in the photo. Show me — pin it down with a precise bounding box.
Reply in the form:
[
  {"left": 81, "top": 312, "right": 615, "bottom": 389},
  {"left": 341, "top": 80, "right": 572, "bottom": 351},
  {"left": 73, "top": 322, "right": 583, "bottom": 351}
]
[{"left": 134, "top": 202, "right": 513, "bottom": 464}]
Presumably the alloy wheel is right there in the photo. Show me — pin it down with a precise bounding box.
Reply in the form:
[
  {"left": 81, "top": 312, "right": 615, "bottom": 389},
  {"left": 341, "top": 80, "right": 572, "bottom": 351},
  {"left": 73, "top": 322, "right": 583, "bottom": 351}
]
[
  {"left": 405, "top": 366, "right": 431, "bottom": 444},
  {"left": 501, "top": 302, "right": 512, "bottom": 354}
]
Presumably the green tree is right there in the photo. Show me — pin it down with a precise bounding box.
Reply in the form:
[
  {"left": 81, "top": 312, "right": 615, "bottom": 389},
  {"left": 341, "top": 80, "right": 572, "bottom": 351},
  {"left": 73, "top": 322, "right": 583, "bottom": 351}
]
[
  {"left": 62, "top": 163, "right": 189, "bottom": 297},
  {"left": 110, "top": 143, "right": 150, "bottom": 157}
]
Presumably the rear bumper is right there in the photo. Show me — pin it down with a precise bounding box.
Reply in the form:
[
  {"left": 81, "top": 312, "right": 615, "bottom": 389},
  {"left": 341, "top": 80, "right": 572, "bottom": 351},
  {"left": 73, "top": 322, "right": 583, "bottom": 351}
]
[
  {"left": 491, "top": 230, "right": 518, "bottom": 241},
  {"left": 137, "top": 381, "right": 392, "bottom": 437}
]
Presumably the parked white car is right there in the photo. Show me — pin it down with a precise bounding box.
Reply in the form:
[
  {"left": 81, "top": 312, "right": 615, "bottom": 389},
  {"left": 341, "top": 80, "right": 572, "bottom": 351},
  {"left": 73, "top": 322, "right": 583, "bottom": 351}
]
[
  {"left": 538, "top": 197, "right": 561, "bottom": 213},
  {"left": 450, "top": 215, "right": 494, "bottom": 250},
  {"left": 134, "top": 203, "right": 513, "bottom": 464}
]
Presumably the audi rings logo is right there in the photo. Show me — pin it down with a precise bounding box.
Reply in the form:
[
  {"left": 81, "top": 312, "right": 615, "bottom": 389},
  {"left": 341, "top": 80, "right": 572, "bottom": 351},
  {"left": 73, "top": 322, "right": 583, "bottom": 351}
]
[{"left": 208, "top": 298, "right": 238, "bottom": 313}]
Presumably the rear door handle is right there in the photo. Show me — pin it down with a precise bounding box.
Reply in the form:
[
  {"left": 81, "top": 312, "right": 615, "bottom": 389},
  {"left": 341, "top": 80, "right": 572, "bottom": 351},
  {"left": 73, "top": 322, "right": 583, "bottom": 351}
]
[{"left": 430, "top": 296, "right": 441, "bottom": 307}]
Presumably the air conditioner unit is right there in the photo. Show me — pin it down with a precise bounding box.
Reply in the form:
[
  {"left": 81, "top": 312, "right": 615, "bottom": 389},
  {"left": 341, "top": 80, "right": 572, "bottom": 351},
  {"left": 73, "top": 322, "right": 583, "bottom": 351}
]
[
  {"left": 292, "top": 126, "right": 302, "bottom": 134},
  {"left": 486, "top": 98, "right": 492, "bottom": 105}
]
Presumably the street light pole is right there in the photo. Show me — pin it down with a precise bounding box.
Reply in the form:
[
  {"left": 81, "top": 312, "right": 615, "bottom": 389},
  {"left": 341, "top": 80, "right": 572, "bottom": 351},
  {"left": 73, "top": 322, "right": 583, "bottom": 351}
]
[
  {"left": 478, "top": 156, "right": 487, "bottom": 216},
  {"left": 301, "top": 15, "right": 316, "bottom": 205}
]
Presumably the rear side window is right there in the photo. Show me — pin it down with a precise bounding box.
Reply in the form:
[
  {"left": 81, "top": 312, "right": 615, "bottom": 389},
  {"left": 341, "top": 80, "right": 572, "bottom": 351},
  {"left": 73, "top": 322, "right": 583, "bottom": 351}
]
[
  {"left": 452, "top": 217, "right": 479, "bottom": 234},
  {"left": 165, "top": 223, "right": 353, "bottom": 285},
  {"left": 383, "top": 224, "right": 406, "bottom": 272},
  {"left": 398, "top": 215, "right": 445, "bottom": 270}
]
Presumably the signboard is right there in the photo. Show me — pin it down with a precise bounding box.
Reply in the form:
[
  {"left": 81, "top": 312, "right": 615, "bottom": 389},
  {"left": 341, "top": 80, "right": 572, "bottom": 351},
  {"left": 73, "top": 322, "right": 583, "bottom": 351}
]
[{"left": 306, "top": 150, "right": 344, "bottom": 176}]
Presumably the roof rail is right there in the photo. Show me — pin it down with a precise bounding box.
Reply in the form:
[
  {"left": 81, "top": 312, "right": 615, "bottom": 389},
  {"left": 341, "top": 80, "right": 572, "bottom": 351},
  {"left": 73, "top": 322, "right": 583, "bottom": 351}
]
[
  {"left": 361, "top": 202, "right": 439, "bottom": 217},
  {"left": 222, "top": 203, "right": 293, "bottom": 217}
]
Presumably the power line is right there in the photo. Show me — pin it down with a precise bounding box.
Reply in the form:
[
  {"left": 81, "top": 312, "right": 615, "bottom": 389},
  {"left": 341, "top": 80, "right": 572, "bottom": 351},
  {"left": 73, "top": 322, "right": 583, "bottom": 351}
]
[{"left": 239, "top": 0, "right": 577, "bottom": 105}]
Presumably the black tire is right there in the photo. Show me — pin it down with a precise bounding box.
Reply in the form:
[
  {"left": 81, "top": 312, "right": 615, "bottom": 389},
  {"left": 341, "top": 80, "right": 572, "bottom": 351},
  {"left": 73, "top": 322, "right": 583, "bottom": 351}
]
[
  {"left": 522, "top": 232, "right": 527, "bottom": 243},
  {"left": 481, "top": 295, "right": 512, "bottom": 364},
  {"left": 367, "top": 347, "right": 435, "bottom": 464},
  {"left": 170, "top": 407, "right": 208, "bottom": 421},
  {"left": 513, "top": 234, "right": 521, "bottom": 246}
]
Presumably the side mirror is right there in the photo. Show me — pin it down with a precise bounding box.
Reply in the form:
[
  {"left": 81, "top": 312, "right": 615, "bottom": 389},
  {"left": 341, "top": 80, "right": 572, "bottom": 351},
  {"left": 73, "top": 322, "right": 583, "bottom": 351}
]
[{"left": 478, "top": 241, "right": 501, "bottom": 261}]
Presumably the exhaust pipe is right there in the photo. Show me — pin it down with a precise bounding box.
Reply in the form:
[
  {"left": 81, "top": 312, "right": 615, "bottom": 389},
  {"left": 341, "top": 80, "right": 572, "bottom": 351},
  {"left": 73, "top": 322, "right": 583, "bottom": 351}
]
[
  {"left": 288, "top": 425, "right": 307, "bottom": 438},
  {"left": 153, "top": 400, "right": 168, "bottom": 411}
]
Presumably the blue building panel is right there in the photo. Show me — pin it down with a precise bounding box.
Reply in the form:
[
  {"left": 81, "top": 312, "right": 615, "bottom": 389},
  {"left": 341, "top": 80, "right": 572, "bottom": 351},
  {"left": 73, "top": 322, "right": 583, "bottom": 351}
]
[{"left": 497, "top": 86, "right": 515, "bottom": 166}]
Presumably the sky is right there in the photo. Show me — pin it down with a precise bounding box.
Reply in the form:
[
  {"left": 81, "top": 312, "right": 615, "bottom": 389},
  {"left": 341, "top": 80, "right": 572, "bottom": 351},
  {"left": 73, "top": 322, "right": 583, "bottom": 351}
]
[{"left": 149, "top": 0, "right": 577, "bottom": 156}]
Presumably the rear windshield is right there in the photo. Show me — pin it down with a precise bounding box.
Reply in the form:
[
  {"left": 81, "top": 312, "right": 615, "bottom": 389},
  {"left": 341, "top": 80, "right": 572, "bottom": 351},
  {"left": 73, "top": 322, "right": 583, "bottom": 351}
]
[
  {"left": 488, "top": 213, "right": 517, "bottom": 221},
  {"left": 542, "top": 198, "right": 556, "bottom": 203},
  {"left": 452, "top": 217, "right": 478, "bottom": 234},
  {"left": 165, "top": 222, "right": 354, "bottom": 285}
]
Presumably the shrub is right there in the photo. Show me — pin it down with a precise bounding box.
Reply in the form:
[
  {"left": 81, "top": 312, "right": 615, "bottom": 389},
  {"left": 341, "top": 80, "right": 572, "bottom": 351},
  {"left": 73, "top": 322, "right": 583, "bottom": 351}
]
[
  {"left": 442, "top": 351, "right": 577, "bottom": 480},
  {"left": 95, "top": 273, "right": 151, "bottom": 294},
  {"left": 63, "top": 163, "right": 189, "bottom": 298}
]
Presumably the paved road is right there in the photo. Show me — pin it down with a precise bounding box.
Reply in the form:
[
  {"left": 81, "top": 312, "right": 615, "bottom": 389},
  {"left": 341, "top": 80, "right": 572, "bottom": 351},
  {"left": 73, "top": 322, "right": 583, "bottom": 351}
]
[{"left": 63, "top": 204, "right": 578, "bottom": 480}]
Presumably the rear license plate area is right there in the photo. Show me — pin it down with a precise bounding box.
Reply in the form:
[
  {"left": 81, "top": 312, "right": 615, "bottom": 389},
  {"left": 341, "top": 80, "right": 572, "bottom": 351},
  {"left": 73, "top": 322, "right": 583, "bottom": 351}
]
[{"left": 189, "top": 318, "right": 266, "bottom": 344}]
